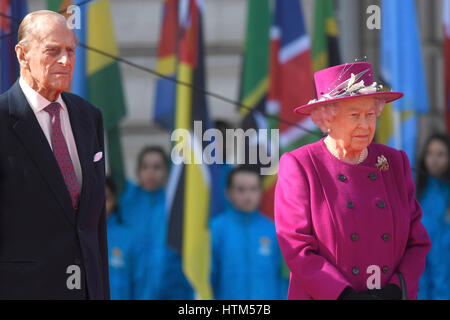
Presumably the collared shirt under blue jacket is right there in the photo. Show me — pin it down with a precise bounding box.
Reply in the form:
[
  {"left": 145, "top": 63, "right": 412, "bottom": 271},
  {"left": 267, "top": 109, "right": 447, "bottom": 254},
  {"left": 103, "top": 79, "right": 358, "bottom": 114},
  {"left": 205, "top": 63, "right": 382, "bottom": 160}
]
[
  {"left": 119, "top": 181, "right": 193, "bottom": 300},
  {"left": 107, "top": 213, "right": 146, "bottom": 300},
  {"left": 418, "top": 177, "right": 450, "bottom": 300},
  {"left": 210, "top": 206, "right": 289, "bottom": 300}
]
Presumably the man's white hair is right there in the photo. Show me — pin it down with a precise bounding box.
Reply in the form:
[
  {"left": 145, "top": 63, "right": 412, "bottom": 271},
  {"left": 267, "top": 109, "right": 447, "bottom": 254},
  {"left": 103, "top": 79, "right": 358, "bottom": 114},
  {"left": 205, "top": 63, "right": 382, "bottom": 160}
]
[{"left": 17, "top": 10, "right": 77, "bottom": 50}]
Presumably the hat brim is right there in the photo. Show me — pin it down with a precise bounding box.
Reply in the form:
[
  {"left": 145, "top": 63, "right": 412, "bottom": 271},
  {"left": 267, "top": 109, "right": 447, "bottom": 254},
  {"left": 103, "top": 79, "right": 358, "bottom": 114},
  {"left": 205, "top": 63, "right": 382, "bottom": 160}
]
[{"left": 293, "top": 91, "right": 404, "bottom": 115}]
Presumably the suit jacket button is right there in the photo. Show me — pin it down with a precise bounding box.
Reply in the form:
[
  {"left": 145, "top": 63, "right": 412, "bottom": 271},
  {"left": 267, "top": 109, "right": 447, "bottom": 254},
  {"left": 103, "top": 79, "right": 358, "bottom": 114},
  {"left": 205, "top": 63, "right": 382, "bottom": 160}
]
[
  {"left": 74, "top": 258, "right": 81, "bottom": 264},
  {"left": 382, "top": 233, "right": 391, "bottom": 241},
  {"left": 376, "top": 200, "right": 386, "bottom": 208},
  {"left": 369, "top": 172, "right": 377, "bottom": 180},
  {"left": 352, "top": 267, "right": 359, "bottom": 275},
  {"left": 351, "top": 233, "right": 359, "bottom": 241},
  {"left": 382, "top": 266, "right": 389, "bottom": 274},
  {"left": 338, "top": 174, "right": 347, "bottom": 182},
  {"left": 347, "top": 201, "right": 354, "bottom": 209}
]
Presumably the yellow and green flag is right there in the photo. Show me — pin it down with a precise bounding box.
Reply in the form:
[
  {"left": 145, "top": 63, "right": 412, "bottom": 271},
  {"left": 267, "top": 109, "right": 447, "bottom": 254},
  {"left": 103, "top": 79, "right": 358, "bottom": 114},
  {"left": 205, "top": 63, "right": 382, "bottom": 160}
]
[
  {"left": 48, "top": 0, "right": 127, "bottom": 195},
  {"left": 311, "top": 0, "right": 341, "bottom": 72}
]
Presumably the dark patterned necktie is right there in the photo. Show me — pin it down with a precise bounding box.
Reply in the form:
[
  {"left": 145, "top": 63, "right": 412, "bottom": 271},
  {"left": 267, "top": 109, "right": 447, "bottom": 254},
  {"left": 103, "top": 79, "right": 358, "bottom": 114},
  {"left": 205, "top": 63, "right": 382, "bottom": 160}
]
[{"left": 44, "top": 102, "right": 81, "bottom": 211}]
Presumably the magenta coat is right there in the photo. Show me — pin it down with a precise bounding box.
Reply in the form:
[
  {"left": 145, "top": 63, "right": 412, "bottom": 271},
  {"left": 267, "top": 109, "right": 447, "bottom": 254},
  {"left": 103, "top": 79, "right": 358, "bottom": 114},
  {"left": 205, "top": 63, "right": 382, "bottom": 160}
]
[{"left": 274, "top": 137, "right": 431, "bottom": 300}]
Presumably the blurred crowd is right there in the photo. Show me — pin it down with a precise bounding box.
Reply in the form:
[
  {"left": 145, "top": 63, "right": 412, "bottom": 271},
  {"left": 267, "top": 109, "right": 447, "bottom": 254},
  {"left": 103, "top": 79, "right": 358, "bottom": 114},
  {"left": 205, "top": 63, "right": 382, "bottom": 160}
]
[{"left": 105, "top": 128, "right": 449, "bottom": 300}]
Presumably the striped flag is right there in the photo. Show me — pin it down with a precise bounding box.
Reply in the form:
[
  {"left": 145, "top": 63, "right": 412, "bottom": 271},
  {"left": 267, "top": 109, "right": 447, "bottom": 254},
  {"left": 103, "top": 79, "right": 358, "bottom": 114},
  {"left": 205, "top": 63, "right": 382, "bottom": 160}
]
[
  {"left": 48, "top": 0, "right": 127, "bottom": 195},
  {"left": 239, "top": 0, "right": 270, "bottom": 126},
  {"left": 312, "top": 0, "right": 341, "bottom": 72},
  {"left": 0, "top": 0, "right": 27, "bottom": 93},
  {"left": 237, "top": 0, "right": 273, "bottom": 215},
  {"left": 378, "top": 0, "right": 429, "bottom": 167},
  {"left": 239, "top": 0, "right": 270, "bottom": 132},
  {"left": 166, "top": 0, "right": 213, "bottom": 300},
  {"left": 444, "top": 0, "right": 450, "bottom": 133},
  {"left": 153, "top": 0, "right": 178, "bottom": 131},
  {"left": 262, "top": 0, "right": 318, "bottom": 219}
]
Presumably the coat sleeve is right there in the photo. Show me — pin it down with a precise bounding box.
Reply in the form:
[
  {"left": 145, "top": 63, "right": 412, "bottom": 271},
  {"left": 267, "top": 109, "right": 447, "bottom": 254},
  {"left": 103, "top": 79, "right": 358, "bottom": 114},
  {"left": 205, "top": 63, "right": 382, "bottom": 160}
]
[
  {"left": 388, "top": 150, "right": 431, "bottom": 300},
  {"left": 95, "top": 108, "right": 111, "bottom": 300},
  {"left": 274, "top": 152, "right": 351, "bottom": 300}
]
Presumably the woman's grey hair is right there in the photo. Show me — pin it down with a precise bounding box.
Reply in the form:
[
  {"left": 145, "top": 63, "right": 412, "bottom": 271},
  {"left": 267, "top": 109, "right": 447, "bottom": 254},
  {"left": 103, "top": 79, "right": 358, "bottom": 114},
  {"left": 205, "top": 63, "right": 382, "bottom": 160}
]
[{"left": 310, "top": 98, "right": 385, "bottom": 133}]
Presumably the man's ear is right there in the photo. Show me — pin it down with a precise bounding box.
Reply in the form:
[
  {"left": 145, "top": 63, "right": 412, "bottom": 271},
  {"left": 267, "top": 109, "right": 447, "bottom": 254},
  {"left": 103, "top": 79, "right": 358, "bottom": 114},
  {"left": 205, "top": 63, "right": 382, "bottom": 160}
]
[{"left": 15, "top": 44, "right": 29, "bottom": 70}]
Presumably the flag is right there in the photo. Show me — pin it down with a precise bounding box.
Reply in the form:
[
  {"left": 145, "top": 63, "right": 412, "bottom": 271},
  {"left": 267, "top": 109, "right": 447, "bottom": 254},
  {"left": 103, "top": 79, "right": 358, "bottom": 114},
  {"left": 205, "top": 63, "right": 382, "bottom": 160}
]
[
  {"left": 153, "top": 0, "right": 178, "bottom": 131},
  {"left": 379, "top": 0, "right": 430, "bottom": 167},
  {"left": 0, "top": 0, "right": 27, "bottom": 93},
  {"left": 237, "top": 0, "right": 273, "bottom": 216},
  {"left": 261, "top": 0, "right": 319, "bottom": 219},
  {"left": 444, "top": 0, "right": 450, "bottom": 133},
  {"left": 239, "top": 0, "right": 270, "bottom": 124},
  {"left": 311, "top": 0, "right": 341, "bottom": 72},
  {"left": 166, "top": 0, "right": 213, "bottom": 300},
  {"left": 48, "top": 0, "right": 127, "bottom": 195}
]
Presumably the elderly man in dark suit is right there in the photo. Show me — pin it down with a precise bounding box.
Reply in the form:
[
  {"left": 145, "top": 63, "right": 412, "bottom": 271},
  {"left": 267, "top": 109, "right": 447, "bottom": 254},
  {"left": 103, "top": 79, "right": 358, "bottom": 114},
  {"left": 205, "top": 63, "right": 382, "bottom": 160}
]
[{"left": 0, "top": 10, "right": 109, "bottom": 299}]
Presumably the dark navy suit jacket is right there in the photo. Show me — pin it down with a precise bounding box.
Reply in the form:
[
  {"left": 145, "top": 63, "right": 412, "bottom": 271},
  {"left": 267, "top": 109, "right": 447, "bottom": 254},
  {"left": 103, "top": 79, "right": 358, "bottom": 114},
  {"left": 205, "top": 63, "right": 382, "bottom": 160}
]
[{"left": 0, "top": 80, "right": 110, "bottom": 299}]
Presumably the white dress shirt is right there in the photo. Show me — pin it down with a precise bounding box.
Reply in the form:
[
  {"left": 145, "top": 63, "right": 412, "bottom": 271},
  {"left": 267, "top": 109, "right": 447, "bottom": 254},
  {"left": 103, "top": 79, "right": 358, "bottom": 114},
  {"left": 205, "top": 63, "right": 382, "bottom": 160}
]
[{"left": 19, "top": 77, "right": 83, "bottom": 187}]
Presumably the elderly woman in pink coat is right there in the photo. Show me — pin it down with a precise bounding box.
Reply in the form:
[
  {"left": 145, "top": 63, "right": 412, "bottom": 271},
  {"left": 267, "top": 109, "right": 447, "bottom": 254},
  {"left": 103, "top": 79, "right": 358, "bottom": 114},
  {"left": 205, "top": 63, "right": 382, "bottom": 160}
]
[{"left": 274, "top": 62, "right": 431, "bottom": 300}]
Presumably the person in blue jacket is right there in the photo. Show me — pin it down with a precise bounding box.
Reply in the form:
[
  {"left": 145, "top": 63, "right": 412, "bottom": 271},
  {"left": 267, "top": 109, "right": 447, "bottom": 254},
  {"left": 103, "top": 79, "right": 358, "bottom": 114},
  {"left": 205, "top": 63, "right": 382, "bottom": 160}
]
[
  {"left": 417, "top": 133, "right": 450, "bottom": 300},
  {"left": 120, "top": 146, "right": 193, "bottom": 299},
  {"left": 106, "top": 177, "right": 147, "bottom": 300},
  {"left": 210, "top": 165, "right": 289, "bottom": 300}
]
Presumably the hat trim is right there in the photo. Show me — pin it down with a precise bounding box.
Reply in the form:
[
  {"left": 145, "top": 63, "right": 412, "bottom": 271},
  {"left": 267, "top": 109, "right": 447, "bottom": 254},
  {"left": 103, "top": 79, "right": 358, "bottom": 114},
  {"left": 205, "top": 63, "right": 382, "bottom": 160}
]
[{"left": 294, "top": 91, "right": 404, "bottom": 115}]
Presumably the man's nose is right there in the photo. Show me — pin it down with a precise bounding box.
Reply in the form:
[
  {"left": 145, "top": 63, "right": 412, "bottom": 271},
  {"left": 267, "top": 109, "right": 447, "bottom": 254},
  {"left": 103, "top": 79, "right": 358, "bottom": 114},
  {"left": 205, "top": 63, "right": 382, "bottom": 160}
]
[{"left": 58, "top": 51, "right": 72, "bottom": 66}]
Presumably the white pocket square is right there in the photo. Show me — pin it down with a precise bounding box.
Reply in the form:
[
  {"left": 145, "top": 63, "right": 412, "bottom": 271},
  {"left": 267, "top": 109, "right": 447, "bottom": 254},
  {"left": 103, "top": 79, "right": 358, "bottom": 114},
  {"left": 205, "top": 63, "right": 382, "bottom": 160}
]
[{"left": 93, "top": 151, "right": 103, "bottom": 162}]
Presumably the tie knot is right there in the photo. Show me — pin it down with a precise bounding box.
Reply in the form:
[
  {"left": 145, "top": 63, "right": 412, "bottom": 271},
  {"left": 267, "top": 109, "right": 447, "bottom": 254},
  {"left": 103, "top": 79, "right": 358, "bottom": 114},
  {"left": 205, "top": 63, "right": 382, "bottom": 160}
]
[{"left": 44, "top": 102, "right": 61, "bottom": 117}]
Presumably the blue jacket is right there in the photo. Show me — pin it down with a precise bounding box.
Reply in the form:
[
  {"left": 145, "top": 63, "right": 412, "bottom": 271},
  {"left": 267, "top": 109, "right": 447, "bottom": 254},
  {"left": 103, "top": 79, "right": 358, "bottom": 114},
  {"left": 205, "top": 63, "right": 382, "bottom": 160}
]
[
  {"left": 210, "top": 206, "right": 289, "bottom": 300},
  {"left": 107, "top": 213, "right": 147, "bottom": 300},
  {"left": 418, "top": 177, "right": 450, "bottom": 300},
  {"left": 119, "top": 181, "right": 193, "bottom": 299}
]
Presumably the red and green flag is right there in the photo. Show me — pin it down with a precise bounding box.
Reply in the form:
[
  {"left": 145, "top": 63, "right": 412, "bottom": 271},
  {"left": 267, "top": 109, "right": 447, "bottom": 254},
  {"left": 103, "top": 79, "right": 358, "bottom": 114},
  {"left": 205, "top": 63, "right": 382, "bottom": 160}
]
[{"left": 164, "top": 0, "right": 213, "bottom": 300}]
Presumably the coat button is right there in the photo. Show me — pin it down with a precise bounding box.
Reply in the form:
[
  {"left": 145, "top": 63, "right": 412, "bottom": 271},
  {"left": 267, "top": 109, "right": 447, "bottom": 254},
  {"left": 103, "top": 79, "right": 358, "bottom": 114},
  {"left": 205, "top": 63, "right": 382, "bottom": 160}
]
[
  {"left": 376, "top": 200, "right": 386, "bottom": 208},
  {"left": 74, "top": 258, "right": 81, "bottom": 264},
  {"left": 369, "top": 172, "right": 377, "bottom": 180},
  {"left": 382, "top": 233, "right": 391, "bottom": 241},
  {"left": 352, "top": 267, "right": 359, "bottom": 275},
  {"left": 347, "top": 201, "right": 354, "bottom": 209},
  {"left": 338, "top": 174, "right": 347, "bottom": 182},
  {"left": 351, "top": 233, "right": 359, "bottom": 241},
  {"left": 382, "top": 265, "right": 389, "bottom": 274}
]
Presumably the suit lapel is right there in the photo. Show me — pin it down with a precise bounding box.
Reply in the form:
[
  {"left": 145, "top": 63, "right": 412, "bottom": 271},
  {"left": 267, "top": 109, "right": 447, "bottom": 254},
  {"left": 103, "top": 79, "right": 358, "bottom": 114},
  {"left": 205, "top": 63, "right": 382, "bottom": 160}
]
[{"left": 8, "top": 80, "right": 76, "bottom": 226}]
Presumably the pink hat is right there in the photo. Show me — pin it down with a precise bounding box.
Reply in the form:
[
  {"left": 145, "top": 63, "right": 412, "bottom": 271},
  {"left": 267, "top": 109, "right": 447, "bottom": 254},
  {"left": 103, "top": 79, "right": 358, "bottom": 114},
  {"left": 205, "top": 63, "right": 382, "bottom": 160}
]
[{"left": 294, "top": 62, "right": 403, "bottom": 115}]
